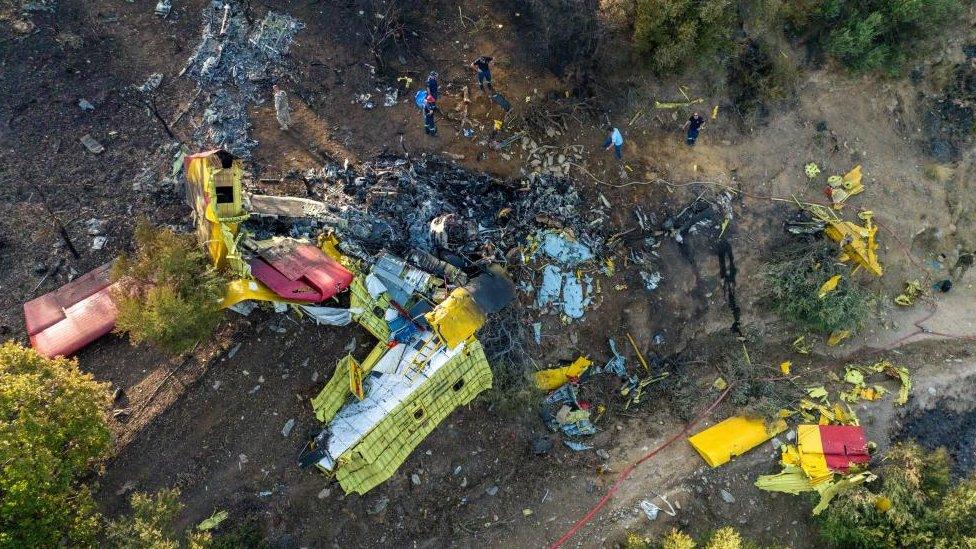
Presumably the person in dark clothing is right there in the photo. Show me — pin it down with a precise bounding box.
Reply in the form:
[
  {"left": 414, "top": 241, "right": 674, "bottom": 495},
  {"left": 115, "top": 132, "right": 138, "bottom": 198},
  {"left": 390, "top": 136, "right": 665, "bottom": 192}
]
[
  {"left": 426, "top": 71, "right": 439, "bottom": 100},
  {"left": 423, "top": 95, "right": 438, "bottom": 136},
  {"left": 471, "top": 55, "right": 494, "bottom": 93},
  {"left": 683, "top": 112, "right": 706, "bottom": 146}
]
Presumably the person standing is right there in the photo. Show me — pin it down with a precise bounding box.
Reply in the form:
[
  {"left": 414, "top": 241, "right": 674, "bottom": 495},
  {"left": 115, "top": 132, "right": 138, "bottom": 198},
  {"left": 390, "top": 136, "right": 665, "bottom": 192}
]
[
  {"left": 471, "top": 55, "right": 494, "bottom": 94},
  {"left": 683, "top": 112, "right": 705, "bottom": 146},
  {"left": 423, "top": 95, "right": 439, "bottom": 137},
  {"left": 603, "top": 126, "right": 623, "bottom": 160},
  {"left": 272, "top": 85, "right": 291, "bottom": 131},
  {"left": 426, "top": 71, "right": 439, "bottom": 100}
]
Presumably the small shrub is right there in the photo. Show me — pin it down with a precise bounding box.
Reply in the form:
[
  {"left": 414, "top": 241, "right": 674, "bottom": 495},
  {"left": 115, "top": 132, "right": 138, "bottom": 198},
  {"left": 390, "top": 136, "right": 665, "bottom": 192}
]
[
  {"left": 764, "top": 239, "right": 871, "bottom": 334},
  {"left": 726, "top": 38, "right": 798, "bottom": 124},
  {"left": 819, "top": 442, "right": 976, "bottom": 548},
  {"left": 704, "top": 527, "right": 742, "bottom": 549},
  {"left": 633, "top": 0, "right": 736, "bottom": 73},
  {"left": 107, "top": 488, "right": 212, "bottom": 549},
  {"left": 0, "top": 342, "right": 111, "bottom": 547},
  {"left": 112, "top": 221, "right": 225, "bottom": 355},
  {"left": 623, "top": 531, "right": 652, "bottom": 549},
  {"left": 661, "top": 528, "right": 697, "bottom": 549}
]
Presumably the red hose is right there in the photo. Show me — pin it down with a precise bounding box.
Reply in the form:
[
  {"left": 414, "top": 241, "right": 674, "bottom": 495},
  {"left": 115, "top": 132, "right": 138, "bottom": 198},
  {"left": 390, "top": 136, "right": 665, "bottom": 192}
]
[{"left": 548, "top": 385, "right": 733, "bottom": 549}]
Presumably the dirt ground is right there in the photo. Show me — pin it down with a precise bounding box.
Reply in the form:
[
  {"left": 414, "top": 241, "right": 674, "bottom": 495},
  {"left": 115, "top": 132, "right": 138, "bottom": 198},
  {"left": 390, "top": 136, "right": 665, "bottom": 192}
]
[{"left": 3, "top": 0, "right": 976, "bottom": 547}]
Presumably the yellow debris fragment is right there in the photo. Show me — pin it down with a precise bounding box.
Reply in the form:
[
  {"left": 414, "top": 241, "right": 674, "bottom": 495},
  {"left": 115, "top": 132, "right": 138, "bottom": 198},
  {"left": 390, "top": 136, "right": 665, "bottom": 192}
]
[
  {"left": 534, "top": 356, "right": 592, "bottom": 391},
  {"left": 818, "top": 275, "right": 842, "bottom": 299},
  {"left": 827, "top": 330, "right": 851, "bottom": 346},
  {"left": 811, "top": 206, "right": 883, "bottom": 276},
  {"left": 792, "top": 336, "right": 812, "bottom": 355},
  {"left": 895, "top": 280, "right": 923, "bottom": 306},
  {"left": 780, "top": 361, "right": 792, "bottom": 375},
  {"left": 805, "top": 163, "right": 821, "bottom": 179},
  {"left": 713, "top": 377, "right": 728, "bottom": 391}
]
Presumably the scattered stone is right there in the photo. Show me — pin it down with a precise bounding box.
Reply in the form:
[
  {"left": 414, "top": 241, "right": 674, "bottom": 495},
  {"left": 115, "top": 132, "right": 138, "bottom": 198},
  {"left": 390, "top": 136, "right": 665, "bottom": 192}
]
[
  {"left": 137, "top": 73, "right": 163, "bottom": 95},
  {"left": 281, "top": 418, "right": 295, "bottom": 437},
  {"left": 367, "top": 496, "right": 389, "bottom": 515},
  {"left": 720, "top": 489, "right": 735, "bottom": 503},
  {"left": 78, "top": 98, "right": 95, "bottom": 111},
  {"left": 227, "top": 342, "right": 242, "bottom": 359},
  {"left": 80, "top": 134, "right": 105, "bottom": 154},
  {"left": 86, "top": 218, "right": 108, "bottom": 235},
  {"left": 411, "top": 473, "right": 421, "bottom": 486},
  {"left": 531, "top": 435, "right": 554, "bottom": 455},
  {"left": 318, "top": 487, "right": 331, "bottom": 499},
  {"left": 486, "top": 485, "right": 499, "bottom": 496},
  {"left": 91, "top": 236, "right": 107, "bottom": 251}
]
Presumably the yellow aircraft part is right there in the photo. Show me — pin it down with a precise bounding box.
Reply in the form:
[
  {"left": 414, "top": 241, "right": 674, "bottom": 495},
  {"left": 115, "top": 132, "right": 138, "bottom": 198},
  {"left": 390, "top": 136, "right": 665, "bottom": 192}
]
[
  {"left": 755, "top": 465, "right": 876, "bottom": 515},
  {"left": 688, "top": 416, "right": 787, "bottom": 468},
  {"left": 348, "top": 356, "right": 365, "bottom": 400},
  {"left": 333, "top": 339, "right": 493, "bottom": 495},
  {"left": 534, "top": 356, "right": 593, "bottom": 391},
  {"left": 424, "top": 287, "right": 486, "bottom": 349},
  {"left": 185, "top": 152, "right": 249, "bottom": 274},
  {"left": 755, "top": 464, "right": 815, "bottom": 494},
  {"left": 791, "top": 424, "right": 833, "bottom": 485},
  {"left": 312, "top": 354, "right": 358, "bottom": 423},
  {"left": 822, "top": 218, "right": 882, "bottom": 277},
  {"left": 311, "top": 342, "right": 390, "bottom": 423},
  {"left": 221, "top": 278, "right": 284, "bottom": 309},
  {"left": 349, "top": 276, "right": 391, "bottom": 341}
]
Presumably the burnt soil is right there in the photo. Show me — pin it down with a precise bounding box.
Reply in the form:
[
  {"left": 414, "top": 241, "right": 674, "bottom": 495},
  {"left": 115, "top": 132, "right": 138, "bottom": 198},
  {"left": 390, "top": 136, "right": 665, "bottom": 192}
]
[{"left": 4, "top": 0, "right": 976, "bottom": 547}]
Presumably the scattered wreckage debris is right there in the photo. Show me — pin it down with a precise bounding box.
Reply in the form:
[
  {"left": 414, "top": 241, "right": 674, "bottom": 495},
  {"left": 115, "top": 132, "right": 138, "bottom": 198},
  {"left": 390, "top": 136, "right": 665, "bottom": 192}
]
[
  {"left": 755, "top": 423, "right": 875, "bottom": 515},
  {"left": 300, "top": 264, "right": 516, "bottom": 494},
  {"left": 182, "top": 5, "right": 304, "bottom": 156}
]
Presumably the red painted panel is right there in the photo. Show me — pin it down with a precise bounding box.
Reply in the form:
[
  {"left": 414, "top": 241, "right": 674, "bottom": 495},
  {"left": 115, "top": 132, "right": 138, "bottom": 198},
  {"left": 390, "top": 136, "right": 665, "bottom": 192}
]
[
  {"left": 25, "top": 266, "right": 118, "bottom": 358},
  {"left": 819, "top": 425, "right": 871, "bottom": 472},
  {"left": 250, "top": 242, "right": 352, "bottom": 303}
]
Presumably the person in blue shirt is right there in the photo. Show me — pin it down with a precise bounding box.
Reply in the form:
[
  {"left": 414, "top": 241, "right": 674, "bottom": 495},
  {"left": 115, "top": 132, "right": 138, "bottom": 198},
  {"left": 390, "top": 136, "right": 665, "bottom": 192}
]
[
  {"left": 684, "top": 112, "right": 705, "bottom": 146},
  {"left": 426, "top": 71, "right": 439, "bottom": 100},
  {"left": 603, "top": 126, "right": 623, "bottom": 160}
]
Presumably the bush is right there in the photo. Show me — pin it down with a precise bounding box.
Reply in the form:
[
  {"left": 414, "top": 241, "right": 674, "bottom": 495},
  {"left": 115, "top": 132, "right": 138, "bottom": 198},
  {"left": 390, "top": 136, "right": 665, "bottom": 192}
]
[
  {"left": 0, "top": 342, "right": 111, "bottom": 547},
  {"left": 106, "top": 488, "right": 212, "bottom": 549},
  {"left": 633, "top": 0, "right": 736, "bottom": 73},
  {"left": 786, "top": 0, "right": 963, "bottom": 74},
  {"left": 764, "top": 239, "right": 871, "bottom": 334},
  {"left": 726, "top": 38, "right": 798, "bottom": 124},
  {"left": 112, "top": 221, "right": 225, "bottom": 355},
  {"left": 819, "top": 442, "right": 976, "bottom": 547}
]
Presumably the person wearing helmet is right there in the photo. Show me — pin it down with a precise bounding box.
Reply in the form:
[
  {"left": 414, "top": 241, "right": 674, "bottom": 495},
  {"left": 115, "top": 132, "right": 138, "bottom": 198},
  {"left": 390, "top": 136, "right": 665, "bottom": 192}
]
[{"left": 423, "top": 94, "right": 439, "bottom": 136}]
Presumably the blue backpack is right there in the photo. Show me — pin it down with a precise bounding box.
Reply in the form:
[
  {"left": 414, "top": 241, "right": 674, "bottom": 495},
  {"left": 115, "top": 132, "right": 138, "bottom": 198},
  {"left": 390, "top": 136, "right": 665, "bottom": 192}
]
[{"left": 415, "top": 90, "right": 428, "bottom": 109}]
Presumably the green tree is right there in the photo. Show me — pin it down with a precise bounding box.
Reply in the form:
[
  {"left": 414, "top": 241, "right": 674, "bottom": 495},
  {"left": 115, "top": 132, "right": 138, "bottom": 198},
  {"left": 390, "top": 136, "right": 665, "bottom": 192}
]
[
  {"left": 819, "top": 442, "right": 976, "bottom": 547},
  {"left": 112, "top": 221, "right": 225, "bottom": 355},
  {"left": 764, "top": 239, "right": 871, "bottom": 334},
  {"left": 0, "top": 342, "right": 111, "bottom": 547},
  {"left": 786, "top": 0, "right": 962, "bottom": 73},
  {"left": 634, "top": 0, "right": 735, "bottom": 73},
  {"left": 106, "top": 488, "right": 212, "bottom": 549}
]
